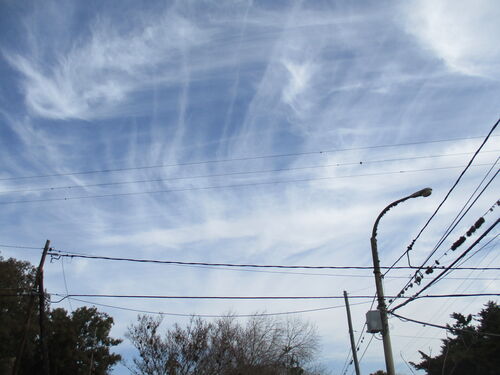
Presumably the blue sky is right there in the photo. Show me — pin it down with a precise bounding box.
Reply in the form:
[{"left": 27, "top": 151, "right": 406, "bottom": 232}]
[{"left": 1, "top": 0, "right": 499, "bottom": 374}]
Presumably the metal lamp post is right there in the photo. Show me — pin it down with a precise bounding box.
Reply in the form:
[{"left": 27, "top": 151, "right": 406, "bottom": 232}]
[{"left": 370, "top": 187, "right": 432, "bottom": 375}]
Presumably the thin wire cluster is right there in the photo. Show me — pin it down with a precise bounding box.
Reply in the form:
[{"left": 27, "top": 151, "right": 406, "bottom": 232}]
[
  {"left": 384, "top": 120, "right": 498, "bottom": 276},
  {"left": 389, "top": 210, "right": 497, "bottom": 304},
  {"left": 433, "top": 201, "right": 498, "bottom": 265},
  {"left": 390, "top": 218, "right": 499, "bottom": 312},
  {"left": 390, "top": 311, "right": 500, "bottom": 338},
  {"left": 1, "top": 136, "right": 493, "bottom": 182}
]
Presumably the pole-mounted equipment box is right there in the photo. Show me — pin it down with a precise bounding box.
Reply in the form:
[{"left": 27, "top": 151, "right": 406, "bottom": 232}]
[{"left": 366, "top": 310, "right": 383, "bottom": 333}]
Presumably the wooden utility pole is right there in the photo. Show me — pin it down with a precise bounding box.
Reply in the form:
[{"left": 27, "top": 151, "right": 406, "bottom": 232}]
[
  {"left": 12, "top": 240, "right": 50, "bottom": 375},
  {"left": 344, "top": 291, "right": 361, "bottom": 375},
  {"left": 38, "top": 240, "right": 50, "bottom": 375}
]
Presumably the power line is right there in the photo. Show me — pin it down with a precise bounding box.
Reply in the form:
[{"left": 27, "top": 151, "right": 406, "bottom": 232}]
[
  {"left": 390, "top": 311, "right": 500, "bottom": 338},
  {"left": 60, "top": 258, "right": 73, "bottom": 312},
  {"left": 484, "top": 200, "right": 500, "bottom": 216},
  {"left": 425, "top": 168, "right": 498, "bottom": 265},
  {"left": 3, "top": 150, "right": 496, "bottom": 195},
  {"left": 3, "top": 243, "right": 498, "bottom": 276},
  {"left": 1, "top": 243, "right": 493, "bottom": 279},
  {"left": 357, "top": 335, "right": 375, "bottom": 364},
  {"left": 456, "top": 235, "right": 498, "bottom": 267},
  {"left": 399, "top": 243, "right": 500, "bottom": 355},
  {"left": 0, "top": 244, "right": 42, "bottom": 250},
  {"left": 56, "top": 297, "right": 372, "bottom": 318},
  {"left": 394, "top": 218, "right": 499, "bottom": 308},
  {"left": 47, "top": 251, "right": 500, "bottom": 271},
  {"left": 429, "top": 181, "right": 499, "bottom": 267},
  {"left": 390, "top": 218, "right": 500, "bottom": 312},
  {"left": 49, "top": 294, "right": 383, "bottom": 301},
  {"left": 384, "top": 118, "right": 499, "bottom": 275},
  {"left": 0, "top": 163, "right": 494, "bottom": 205},
  {"left": 0, "top": 244, "right": 87, "bottom": 256},
  {"left": 389, "top": 204, "right": 499, "bottom": 306},
  {"left": 385, "top": 160, "right": 499, "bottom": 278},
  {"left": 2, "top": 135, "right": 496, "bottom": 182},
  {"left": 46, "top": 293, "right": 500, "bottom": 302}
]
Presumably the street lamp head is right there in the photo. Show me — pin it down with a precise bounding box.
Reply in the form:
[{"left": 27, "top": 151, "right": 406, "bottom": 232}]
[{"left": 410, "top": 187, "right": 432, "bottom": 198}]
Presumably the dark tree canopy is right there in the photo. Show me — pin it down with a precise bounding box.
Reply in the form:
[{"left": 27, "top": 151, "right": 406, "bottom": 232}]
[
  {"left": 0, "top": 255, "right": 122, "bottom": 374},
  {"left": 47, "top": 306, "right": 122, "bottom": 374},
  {"left": 127, "top": 314, "right": 324, "bottom": 375},
  {"left": 411, "top": 301, "right": 500, "bottom": 375},
  {"left": 0, "top": 256, "right": 39, "bottom": 373}
]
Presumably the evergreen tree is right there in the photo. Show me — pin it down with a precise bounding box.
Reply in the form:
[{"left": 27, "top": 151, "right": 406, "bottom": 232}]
[
  {"left": 0, "top": 255, "right": 122, "bottom": 374},
  {"left": 411, "top": 301, "right": 500, "bottom": 375}
]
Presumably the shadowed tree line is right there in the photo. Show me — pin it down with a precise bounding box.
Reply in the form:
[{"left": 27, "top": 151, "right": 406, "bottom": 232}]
[{"left": 0, "top": 256, "right": 121, "bottom": 374}]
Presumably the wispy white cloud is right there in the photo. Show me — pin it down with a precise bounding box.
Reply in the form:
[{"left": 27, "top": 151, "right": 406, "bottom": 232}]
[
  {"left": 4, "top": 10, "right": 206, "bottom": 120},
  {"left": 401, "top": 0, "right": 500, "bottom": 78},
  {"left": 1, "top": 1, "right": 499, "bottom": 374}
]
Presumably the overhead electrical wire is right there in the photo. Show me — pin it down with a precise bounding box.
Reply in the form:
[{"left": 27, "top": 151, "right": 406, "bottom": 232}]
[
  {"left": 430, "top": 194, "right": 499, "bottom": 267},
  {"left": 419, "top": 231, "right": 499, "bottom": 294},
  {"left": 384, "top": 118, "right": 499, "bottom": 276},
  {"left": 2, "top": 150, "right": 497, "bottom": 195},
  {"left": 131, "top": 264, "right": 498, "bottom": 280},
  {"left": 47, "top": 251, "right": 500, "bottom": 271},
  {"left": 399, "top": 241, "right": 499, "bottom": 355},
  {"left": 389, "top": 199, "right": 499, "bottom": 306},
  {"left": 390, "top": 311, "right": 500, "bottom": 338},
  {"left": 388, "top": 209, "right": 498, "bottom": 306},
  {"left": 60, "top": 258, "right": 73, "bottom": 312},
  {"left": 0, "top": 244, "right": 42, "bottom": 250},
  {"left": 1, "top": 134, "right": 496, "bottom": 182},
  {"left": 0, "top": 163, "right": 495, "bottom": 205},
  {"left": 390, "top": 218, "right": 499, "bottom": 312},
  {"left": 54, "top": 297, "right": 372, "bottom": 318},
  {"left": 385, "top": 160, "right": 498, "bottom": 277},
  {"left": 43, "top": 293, "right": 500, "bottom": 303},
  {"left": 456, "top": 235, "right": 498, "bottom": 268},
  {"left": 2, "top": 242, "right": 498, "bottom": 276},
  {"left": 339, "top": 350, "right": 351, "bottom": 375},
  {"left": 483, "top": 200, "right": 499, "bottom": 216},
  {"left": 357, "top": 334, "right": 375, "bottom": 365}
]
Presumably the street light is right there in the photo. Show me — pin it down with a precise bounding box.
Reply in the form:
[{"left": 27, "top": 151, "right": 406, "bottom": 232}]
[{"left": 370, "top": 187, "right": 432, "bottom": 375}]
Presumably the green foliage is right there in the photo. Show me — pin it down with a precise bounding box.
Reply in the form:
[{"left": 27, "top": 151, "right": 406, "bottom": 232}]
[
  {"left": 411, "top": 301, "right": 500, "bottom": 375},
  {"left": 0, "top": 256, "right": 122, "bottom": 374},
  {"left": 48, "top": 306, "right": 122, "bottom": 374},
  {"left": 0, "top": 256, "right": 39, "bottom": 373}
]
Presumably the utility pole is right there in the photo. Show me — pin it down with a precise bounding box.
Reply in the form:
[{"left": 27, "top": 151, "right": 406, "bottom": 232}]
[
  {"left": 343, "top": 291, "right": 361, "bottom": 375},
  {"left": 370, "top": 236, "right": 395, "bottom": 375},
  {"left": 13, "top": 240, "right": 50, "bottom": 375},
  {"left": 38, "top": 240, "right": 50, "bottom": 375},
  {"left": 370, "top": 188, "right": 432, "bottom": 375}
]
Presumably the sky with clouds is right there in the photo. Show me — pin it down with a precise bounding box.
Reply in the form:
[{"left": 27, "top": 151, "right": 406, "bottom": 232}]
[{"left": 1, "top": 0, "right": 499, "bottom": 373}]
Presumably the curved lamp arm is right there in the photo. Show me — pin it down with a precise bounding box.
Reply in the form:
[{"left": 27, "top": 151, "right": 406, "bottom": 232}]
[{"left": 371, "top": 188, "right": 432, "bottom": 240}]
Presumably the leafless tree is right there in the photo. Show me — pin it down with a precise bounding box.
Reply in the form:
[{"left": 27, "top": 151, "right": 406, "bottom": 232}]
[{"left": 126, "top": 314, "right": 323, "bottom": 375}]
